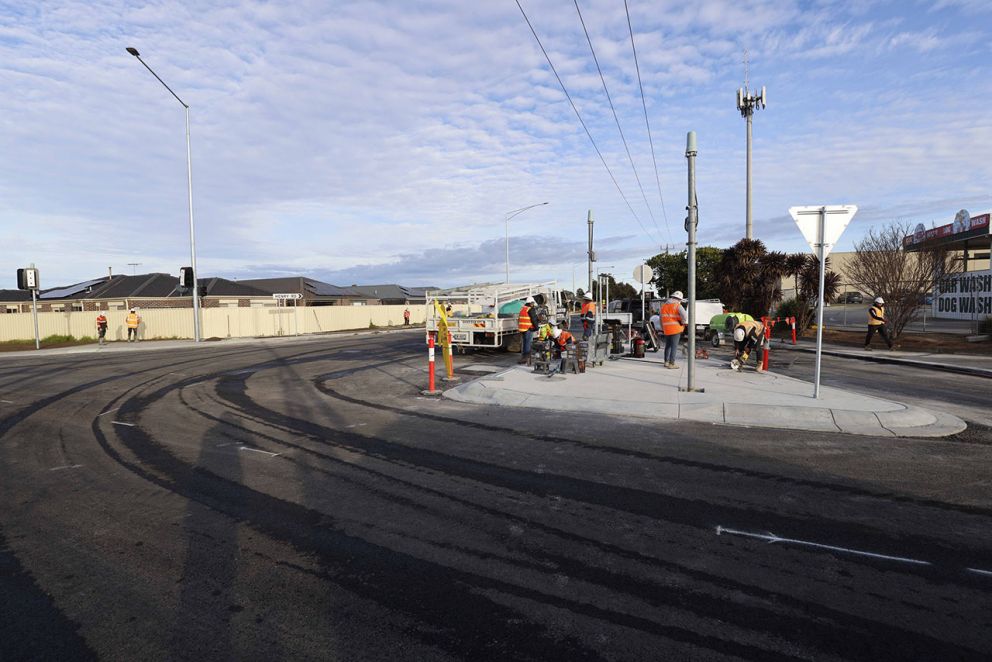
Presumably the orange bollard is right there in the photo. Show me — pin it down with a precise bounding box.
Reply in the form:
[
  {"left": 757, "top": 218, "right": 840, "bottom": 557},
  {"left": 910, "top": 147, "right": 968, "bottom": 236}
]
[
  {"left": 421, "top": 333, "right": 441, "bottom": 396},
  {"left": 790, "top": 316, "right": 797, "bottom": 345},
  {"left": 761, "top": 316, "right": 771, "bottom": 371}
]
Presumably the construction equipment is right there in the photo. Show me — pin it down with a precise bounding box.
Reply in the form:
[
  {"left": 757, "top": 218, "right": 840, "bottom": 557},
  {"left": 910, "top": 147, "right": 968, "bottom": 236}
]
[{"left": 426, "top": 282, "right": 562, "bottom": 353}]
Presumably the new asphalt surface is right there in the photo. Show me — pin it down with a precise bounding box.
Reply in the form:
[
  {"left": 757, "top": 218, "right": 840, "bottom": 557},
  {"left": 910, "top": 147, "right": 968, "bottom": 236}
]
[{"left": 1, "top": 330, "right": 990, "bottom": 661}]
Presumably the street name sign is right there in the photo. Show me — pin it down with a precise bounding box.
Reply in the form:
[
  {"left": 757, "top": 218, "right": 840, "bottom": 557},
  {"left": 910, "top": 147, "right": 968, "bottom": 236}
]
[{"left": 272, "top": 293, "right": 303, "bottom": 300}]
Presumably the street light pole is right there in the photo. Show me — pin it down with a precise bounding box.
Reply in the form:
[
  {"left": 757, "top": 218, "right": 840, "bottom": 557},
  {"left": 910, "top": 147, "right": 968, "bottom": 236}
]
[
  {"left": 126, "top": 46, "right": 201, "bottom": 342},
  {"left": 503, "top": 202, "right": 548, "bottom": 283}
]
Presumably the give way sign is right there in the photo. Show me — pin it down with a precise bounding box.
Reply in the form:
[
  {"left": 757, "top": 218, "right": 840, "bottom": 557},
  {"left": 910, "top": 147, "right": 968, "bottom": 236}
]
[{"left": 788, "top": 205, "right": 857, "bottom": 257}]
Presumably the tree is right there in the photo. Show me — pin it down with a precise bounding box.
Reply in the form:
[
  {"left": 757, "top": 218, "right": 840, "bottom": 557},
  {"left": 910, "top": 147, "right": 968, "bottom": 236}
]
[
  {"left": 591, "top": 275, "right": 637, "bottom": 301},
  {"left": 647, "top": 247, "right": 723, "bottom": 299},
  {"left": 782, "top": 254, "right": 842, "bottom": 333},
  {"left": 846, "top": 222, "right": 960, "bottom": 339},
  {"left": 717, "top": 239, "right": 790, "bottom": 316}
]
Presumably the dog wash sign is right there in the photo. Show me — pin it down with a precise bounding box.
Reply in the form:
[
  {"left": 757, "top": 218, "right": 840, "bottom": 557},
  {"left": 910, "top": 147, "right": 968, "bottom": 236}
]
[{"left": 934, "top": 269, "right": 992, "bottom": 319}]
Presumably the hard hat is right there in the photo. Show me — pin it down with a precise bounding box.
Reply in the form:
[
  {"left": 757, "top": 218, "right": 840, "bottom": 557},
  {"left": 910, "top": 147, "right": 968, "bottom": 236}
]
[
  {"left": 130, "top": 308, "right": 135, "bottom": 312},
  {"left": 552, "top": 327, "right": 562, "bottom": 339},
  {"left": 733, "top": 327, "right": 746, "bottom": 343},
  {"left": 874, "top": 297, "right": 884, "bottom": 305},
  {"left": 525, "top": 296, "right": 536, "bottom": 304},
  {"left": 671, "top": 291, "right": 684, "bottom": 300},
  {"left": 583, "top": 292, "right": 593, "bottom": 300},
  {"left": 548, "top": 320, "right": 558, "bottom": 327}
]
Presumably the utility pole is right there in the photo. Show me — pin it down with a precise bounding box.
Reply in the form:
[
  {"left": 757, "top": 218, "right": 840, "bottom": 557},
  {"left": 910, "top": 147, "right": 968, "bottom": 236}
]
[
  {"left": 736, "top": 50, "right": 766, "bottom": 241},
  {"left": 683, "top": 132, "right": 702, "bottom": 392},
  {"left": 587, "top": 210, "right": 595, "bottom": 294}
]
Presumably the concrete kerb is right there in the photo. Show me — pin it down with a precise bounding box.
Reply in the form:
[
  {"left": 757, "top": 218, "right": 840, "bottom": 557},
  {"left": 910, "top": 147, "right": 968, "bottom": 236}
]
[
  {"left": 776, "top": 342, "right": 992, "bottom": 379},
  {"left": 442, "top": 358, "right": 967, "bottom": 438}
]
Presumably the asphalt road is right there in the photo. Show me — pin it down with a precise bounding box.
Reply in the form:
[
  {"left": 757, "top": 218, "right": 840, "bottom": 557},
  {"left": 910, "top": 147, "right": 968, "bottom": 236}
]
[{"left": 2, "top": 331, "right": 990, "bottom": 661}]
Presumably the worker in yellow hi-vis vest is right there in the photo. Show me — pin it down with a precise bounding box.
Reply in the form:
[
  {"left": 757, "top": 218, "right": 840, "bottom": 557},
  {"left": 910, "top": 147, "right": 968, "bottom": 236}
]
[
  {"left": 126, "top": 308, "right": 141, "bottom": 343},
  {"left": 864, "top": 297, "right": 893, "bottom": 350}
]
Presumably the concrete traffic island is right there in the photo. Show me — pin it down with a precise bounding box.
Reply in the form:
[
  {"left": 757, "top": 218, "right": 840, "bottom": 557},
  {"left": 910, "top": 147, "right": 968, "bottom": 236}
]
[{"left": 443, "top": 353, "right": 966, "bottom": 438}]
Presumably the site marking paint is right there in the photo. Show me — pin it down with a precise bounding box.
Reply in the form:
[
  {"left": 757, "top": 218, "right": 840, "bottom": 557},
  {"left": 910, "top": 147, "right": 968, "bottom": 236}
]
[
  {"left": 239, "top": 446, "right": 280, "bottom": 457},
  {"left": 50, "top": 464, "right": 83, "bottom": 471},
  {"left": 716, "top": 525, "right": 931, "bottom": 565},
  {"left": 97, "top": 407, "right": 121, "bottom": 416},
  {"left": 112, "top": 421, "right": 136, "bottom": 427}
]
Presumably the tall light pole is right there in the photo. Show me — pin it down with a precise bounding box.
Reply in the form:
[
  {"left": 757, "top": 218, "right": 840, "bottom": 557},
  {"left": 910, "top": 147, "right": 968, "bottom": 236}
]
[
  {"left": 126, "top": 46, "right": 201, "bottom": 342},
  {"left": 736, "top": 50, "right": 766, "bottom": 241},
  {"left": 504, "top": 202, "right": 548, "bottom": 283}
]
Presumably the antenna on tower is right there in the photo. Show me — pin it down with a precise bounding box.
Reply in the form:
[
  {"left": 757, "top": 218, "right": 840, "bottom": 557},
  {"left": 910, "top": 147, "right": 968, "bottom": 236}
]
[{"left": 743, "top": 48, "right": 750, "bottom": 93}]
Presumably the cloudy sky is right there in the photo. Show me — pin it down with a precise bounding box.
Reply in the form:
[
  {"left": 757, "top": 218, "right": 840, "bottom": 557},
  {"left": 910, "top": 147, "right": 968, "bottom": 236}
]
[{"left": 2, "top": 0, "right": 990, "bottom": 290}]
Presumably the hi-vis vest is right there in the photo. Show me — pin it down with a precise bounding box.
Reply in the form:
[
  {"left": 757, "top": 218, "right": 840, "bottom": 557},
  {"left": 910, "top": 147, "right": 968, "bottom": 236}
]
[
  {"left": 736, "top": 319, "right": 765, "bottom": 340},
  {"left": 661, "top": 302, "right": 685, "bottom": 335},
  {"left": 518, "top": 305, "right": 533, "bottom": 332},
  {"left": 126, "top": 313, "right": 140, "bottom": 329},
  {"left": 96, "top": 315, "right": 107, "bottom": 328},
  {"left": 868, "top": 305, "right": 885, "bottom": 326},
  {"left": 555, "top": 330, "right": 574, "bottom": 348},
  {"left": 581, "top": 301, "right": 596, "bottom": 328}
]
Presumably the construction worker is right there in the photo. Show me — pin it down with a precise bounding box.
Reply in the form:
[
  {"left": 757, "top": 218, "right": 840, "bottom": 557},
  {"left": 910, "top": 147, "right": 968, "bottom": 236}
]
[
  {"left": 126, "top": 308, "right": 141, "bottom": 342},
  {"left": 552, "top": 326, "right": 575, "bottom": 372},
  {"left": 517, "top": 296, "right": 537, "bottom": 364},
  {"left": 581, "top": 292, "right": 596, "bottom": 339},
  {"left": 732, "top": 319, "right": 766, "bottom": 372},
  {"left": 865, "top": 296, "right": 893, "bottom": 350},
  {"left": 96, "top": 312, "right": 108, "bottom": 346},
  {"left": 403, "top": 308, "right": 411, "bottom": 326},
  {"left": 660, "top": 291, "right": 688, "bottom": 369}
]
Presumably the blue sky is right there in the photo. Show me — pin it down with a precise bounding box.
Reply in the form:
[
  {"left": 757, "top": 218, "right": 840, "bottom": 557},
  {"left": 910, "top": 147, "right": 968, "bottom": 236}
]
[{"left": 1, "top": 0, "right": 990, "bottom": 290}]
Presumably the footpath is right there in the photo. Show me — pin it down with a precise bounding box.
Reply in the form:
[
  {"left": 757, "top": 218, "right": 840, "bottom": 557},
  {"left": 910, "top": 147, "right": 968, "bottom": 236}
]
[
  {"left": 444, "top": 350, "right": 967, "bottom": 438},
  {"left": 774, "top": 339, "right": 992, "bottom": 378}
]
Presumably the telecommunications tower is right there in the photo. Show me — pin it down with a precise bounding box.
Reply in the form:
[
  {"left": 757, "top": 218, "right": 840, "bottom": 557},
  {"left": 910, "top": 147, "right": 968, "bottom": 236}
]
[{"left": 736, "top": 50, "right": 766, "bottom": 240}]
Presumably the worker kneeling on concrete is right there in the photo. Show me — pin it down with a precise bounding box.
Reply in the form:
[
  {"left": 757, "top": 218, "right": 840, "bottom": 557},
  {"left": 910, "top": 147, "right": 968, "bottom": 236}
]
[
  {"left": 730, "top": 319, "right": 766, "bottom": 373},
  {"left": 552, "top": 326, "right": 576, "bottom": 373}
]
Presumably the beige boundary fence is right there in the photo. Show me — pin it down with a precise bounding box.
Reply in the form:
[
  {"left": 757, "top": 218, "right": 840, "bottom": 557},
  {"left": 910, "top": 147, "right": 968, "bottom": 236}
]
[{"left": 0, "top": 304, "right": 430, "bottom": 342}]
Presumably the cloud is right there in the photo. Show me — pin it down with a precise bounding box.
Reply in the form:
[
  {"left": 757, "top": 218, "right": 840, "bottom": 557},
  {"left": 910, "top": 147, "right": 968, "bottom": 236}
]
[{"left": 1, "top": 0, "right": 990, "bottom": 289}]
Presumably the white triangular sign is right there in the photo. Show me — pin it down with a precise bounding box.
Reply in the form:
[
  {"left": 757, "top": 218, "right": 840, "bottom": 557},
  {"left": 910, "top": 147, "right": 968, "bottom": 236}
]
[{"left": 788, "top": 205, "right": 857, "bottom": 257}]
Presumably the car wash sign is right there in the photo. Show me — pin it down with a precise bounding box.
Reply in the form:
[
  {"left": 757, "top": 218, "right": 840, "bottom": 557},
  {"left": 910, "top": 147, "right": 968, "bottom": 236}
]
[{"left": 934, "top": 269, "right": 992, "bottom": 319}]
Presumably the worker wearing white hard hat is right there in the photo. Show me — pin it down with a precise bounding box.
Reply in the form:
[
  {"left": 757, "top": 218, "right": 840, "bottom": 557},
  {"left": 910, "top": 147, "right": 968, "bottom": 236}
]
[
  {"left": 660, "top": 291, "right": 688, "bottom": 369},
  {"left": 731, "top": 319, "right": 766, "bottom": 372},
  {"left": 518, "top": 296, "right": 539, "bottom": 364},
  {"left": 865, "top": 296, "right": 893, "bottom": 350},
  {"left": 580, "top": 292, "right": 596, "bottom": 339}
]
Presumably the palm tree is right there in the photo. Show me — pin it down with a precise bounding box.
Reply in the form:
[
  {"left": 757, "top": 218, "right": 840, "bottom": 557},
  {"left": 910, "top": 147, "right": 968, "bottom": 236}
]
[{"left": 717, "top": 239, "right": 790, "bottom": 317}]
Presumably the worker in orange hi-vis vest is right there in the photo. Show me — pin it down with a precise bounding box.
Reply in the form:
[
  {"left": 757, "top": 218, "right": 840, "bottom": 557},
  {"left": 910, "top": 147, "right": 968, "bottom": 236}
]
[
  {"left": 96, "top": 312, "right": 108, "bottom": 347},
  {"left": 580, "top": 292, "right": 596, "bottom": 339},
  {"left": 126, "top": 308, "right": 141, "bottom": 343},
  {"left": 660, "top": 291, "right": 688, "bottom": 369},
  {"left": 517, "top": 296, "right": 537, "bottom": 364}
]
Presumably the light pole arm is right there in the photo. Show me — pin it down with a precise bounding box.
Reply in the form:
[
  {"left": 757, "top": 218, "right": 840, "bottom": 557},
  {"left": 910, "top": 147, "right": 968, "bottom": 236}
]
[
  {"left": 503, "top": 201, "right": 548, "bottom": 283},
  {"left": 132, "top": 55, "right": 188, "bottom": 108}
]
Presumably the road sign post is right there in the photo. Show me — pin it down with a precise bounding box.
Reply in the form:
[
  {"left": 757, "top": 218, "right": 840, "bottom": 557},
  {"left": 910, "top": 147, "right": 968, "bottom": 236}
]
[
  {"left": 633, "top": 264, "right": 652, "bottom": 324},
  {"left": 789, "top": 205, "right": 858, "bottom": 398}
]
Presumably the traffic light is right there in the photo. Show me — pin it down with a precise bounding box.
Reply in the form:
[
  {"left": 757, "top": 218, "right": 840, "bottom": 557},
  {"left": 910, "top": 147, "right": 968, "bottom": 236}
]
[
  {"left": 16, "top": 268, "right": 39, "bottom": 291},
  {"left": 179, "top": 266, "right": 194, "bottom": 289}
]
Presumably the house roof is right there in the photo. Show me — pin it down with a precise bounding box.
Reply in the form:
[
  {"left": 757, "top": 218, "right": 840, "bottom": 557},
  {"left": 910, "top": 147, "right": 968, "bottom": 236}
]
[
  {"left": 0, "top": 289, "right": 32, "bottom": 302},
  {"left": 237, "top": 277, "right": 364, "bottom": 299},
  {"left": 350, "top": 284, "right": 436, "bottom": 300},
  {"left": 13, "top": 273, "right": 273, "bottom": 301}
]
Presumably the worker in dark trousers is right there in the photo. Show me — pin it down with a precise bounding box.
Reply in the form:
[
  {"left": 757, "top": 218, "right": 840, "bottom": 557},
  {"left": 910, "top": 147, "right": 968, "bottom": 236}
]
[
  {"left": 581, "top": 292, "right": 596, "bottom": 339},
  {"left": 552, "top": 326, "right": 575, "bottom": 372},
  {"left": 865, "top": 297, "right": 893, "bottom": 350},
  {"left": 517, "top": 296, "right": 537, "bottom": 364},
  {"left": 732, "top": 319, "right": 766, "bottom": 373}
]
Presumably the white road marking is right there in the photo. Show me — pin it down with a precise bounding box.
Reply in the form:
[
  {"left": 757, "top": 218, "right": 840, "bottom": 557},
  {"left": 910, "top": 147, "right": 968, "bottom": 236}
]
[
  {"left": 715, "top": 525, "right": 931, "bottom": 566},
  {"left": 97, "top": 407, "right": 121, "bottom": 416},
  {"left": 0, "top": 399, "right": 14, "bottom": 404},
  {"left": 966, "top": 567, "right": 992, "bottom": 577},
  {"left": 50, "top": 464, "right": 83, "bottom": 471},
  {"left": 229, "top": 369, "right": 255, "bottom": 375},
  {"left": 112, "top": 421, "right": 136, "bottom": 427},
  {"left": 216, "top": 442, "right": 238, "bottom": 448},
  {"left": 345, "top": 423, "right": 367, "bottom": 428},
  {"left": 239, "top": 447, "right": 280, "bottom": 457}
]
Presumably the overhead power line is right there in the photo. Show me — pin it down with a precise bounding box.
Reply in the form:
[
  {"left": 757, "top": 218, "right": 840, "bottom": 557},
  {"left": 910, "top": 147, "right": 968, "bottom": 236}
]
[
  {"left": 574, "top": 0, "right": 662, "bottom": 245},
  {"left": 514, "top": 0, "right": 657, "bottom": 245},
  {"left": 624, "top": 0, "right": 672, "bottom": 247}
]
